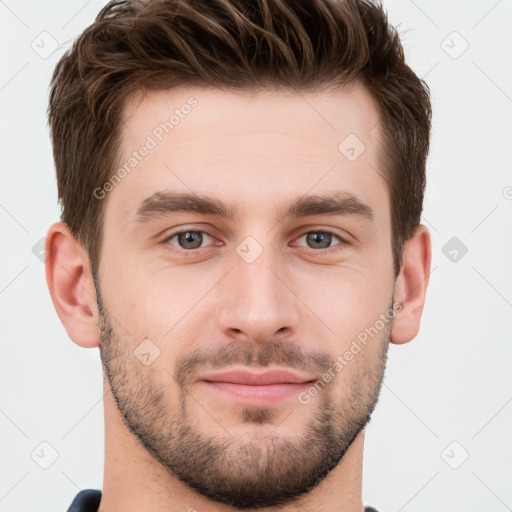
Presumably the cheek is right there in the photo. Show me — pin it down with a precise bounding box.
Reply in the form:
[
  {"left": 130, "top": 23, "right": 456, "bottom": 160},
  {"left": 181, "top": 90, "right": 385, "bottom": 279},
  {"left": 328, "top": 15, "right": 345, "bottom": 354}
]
[
  {"left": 98, "top": 245, "right": 190, "bottom": 340},
  {"left": 292, "top": 263, "right": 393, "bottom": 338}
]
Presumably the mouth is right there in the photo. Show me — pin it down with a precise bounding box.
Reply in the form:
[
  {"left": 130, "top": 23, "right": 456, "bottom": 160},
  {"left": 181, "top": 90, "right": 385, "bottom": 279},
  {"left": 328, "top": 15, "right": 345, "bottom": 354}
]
[{"left": 196, "top": 368, "right": 317, "bottom": 407}]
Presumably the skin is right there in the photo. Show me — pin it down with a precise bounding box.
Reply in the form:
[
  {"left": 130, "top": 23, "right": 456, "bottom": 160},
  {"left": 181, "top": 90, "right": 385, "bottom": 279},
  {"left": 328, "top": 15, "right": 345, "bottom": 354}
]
[{"left": 45, "top": 83, "right": 431, "bottom": 512}]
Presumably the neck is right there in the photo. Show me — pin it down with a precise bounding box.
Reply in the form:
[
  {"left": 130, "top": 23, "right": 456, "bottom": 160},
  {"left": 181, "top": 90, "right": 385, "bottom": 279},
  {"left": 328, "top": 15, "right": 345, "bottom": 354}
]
[{"left": 100, "top": 381, "right": 365, "bottom": 512}]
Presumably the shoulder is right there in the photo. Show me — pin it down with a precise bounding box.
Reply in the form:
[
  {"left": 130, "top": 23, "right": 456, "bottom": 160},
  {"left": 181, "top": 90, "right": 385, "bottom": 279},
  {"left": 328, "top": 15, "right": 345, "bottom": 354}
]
[{"left": 66, "top": 489, "right": 102, "bottom": 512}]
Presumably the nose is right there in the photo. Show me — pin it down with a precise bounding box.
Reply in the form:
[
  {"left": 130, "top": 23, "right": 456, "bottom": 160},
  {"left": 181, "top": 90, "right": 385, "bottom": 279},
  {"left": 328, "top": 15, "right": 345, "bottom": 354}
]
[{"left": 217, "top": 244, "right": 301, "bottom": 344}]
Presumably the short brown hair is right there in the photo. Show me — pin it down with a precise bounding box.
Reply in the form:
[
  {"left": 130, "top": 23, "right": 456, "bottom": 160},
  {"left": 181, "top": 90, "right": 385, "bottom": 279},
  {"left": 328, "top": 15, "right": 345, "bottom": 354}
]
[{"left": 48, "top": 0, "right": 431, "bottom": 278}]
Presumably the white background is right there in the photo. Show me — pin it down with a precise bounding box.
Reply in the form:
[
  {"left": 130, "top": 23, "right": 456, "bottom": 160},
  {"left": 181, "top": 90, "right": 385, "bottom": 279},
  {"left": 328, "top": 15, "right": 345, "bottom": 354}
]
[{"left": 0, "top": 1, "right": 511, "bottom": 511}]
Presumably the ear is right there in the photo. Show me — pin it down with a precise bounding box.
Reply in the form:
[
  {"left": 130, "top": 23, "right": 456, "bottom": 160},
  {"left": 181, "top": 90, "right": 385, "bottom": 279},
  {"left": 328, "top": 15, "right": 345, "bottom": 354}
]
[
  {"left": 391, "top": 224, "right": 432, "bottom": 345},
  {"left": 45, "top": 222, "right": 100, "bottom": 348}
]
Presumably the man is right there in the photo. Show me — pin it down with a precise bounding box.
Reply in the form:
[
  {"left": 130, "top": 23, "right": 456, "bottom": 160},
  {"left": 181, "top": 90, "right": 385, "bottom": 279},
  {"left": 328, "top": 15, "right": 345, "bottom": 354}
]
[{"left": 45, "top": 0, "right": 432, "bottom": 510}]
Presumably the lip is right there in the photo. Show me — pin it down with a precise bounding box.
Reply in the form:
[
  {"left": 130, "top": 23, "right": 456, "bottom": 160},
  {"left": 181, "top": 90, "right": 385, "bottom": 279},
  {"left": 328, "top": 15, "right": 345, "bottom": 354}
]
[
  {"left": 197, "top": 369, "right": 316, "bottom": 407},
  {"left": 198, "top": 369, "right": 315, "bottom": 386}
]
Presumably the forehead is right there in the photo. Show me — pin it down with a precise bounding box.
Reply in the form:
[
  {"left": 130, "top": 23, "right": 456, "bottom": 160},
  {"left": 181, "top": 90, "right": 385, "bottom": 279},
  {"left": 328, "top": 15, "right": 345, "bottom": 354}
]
[
  {"left": 121, "top": 84, "right": 381, "bottom": 154},
  {"left": 107, "top": 84, "right": 388, "bottom": 228}
]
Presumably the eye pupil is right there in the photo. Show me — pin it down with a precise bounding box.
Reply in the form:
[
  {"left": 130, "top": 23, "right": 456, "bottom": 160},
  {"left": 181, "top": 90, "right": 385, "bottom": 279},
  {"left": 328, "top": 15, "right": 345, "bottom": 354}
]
[
  {"left": 178, "top": 231, "right": 203, "bottom": 249},
  {"left": 306, "top": 232, "right": 331, "bottom": 249}
]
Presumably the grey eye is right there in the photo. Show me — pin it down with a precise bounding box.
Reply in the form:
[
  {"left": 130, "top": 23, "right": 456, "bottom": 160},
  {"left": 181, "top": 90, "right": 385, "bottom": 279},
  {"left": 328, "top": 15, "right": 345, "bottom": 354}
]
[
  {"left": 300, "top": 231, "right": 339, "bottom": 249},
  {"left": 178, "top": 231, "right": 202, "bottom": 249},
  {"left": 168, "top": 230, "right": 214, "bottom": 250}
]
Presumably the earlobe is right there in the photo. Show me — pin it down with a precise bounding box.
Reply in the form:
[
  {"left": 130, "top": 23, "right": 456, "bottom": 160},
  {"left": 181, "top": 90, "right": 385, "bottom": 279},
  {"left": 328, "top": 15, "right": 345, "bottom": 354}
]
[
  {"left": 390, "top": 225, "right": 432, "bottom": 345},
  {"left": 45, "top": 222, "right": 100, "bottom": 348}
]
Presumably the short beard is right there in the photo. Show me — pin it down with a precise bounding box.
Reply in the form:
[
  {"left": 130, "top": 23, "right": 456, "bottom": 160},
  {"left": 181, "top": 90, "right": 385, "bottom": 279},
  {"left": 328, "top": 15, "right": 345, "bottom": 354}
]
[{"left": 96, "top": 282, "right": 391, "bottom": 509}]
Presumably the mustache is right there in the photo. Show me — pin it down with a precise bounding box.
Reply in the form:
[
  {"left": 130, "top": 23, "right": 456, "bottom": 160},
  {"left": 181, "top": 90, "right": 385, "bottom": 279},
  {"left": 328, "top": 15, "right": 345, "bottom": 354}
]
[{"left": 173, "top": 339, "right": 334, "bottom": 390}]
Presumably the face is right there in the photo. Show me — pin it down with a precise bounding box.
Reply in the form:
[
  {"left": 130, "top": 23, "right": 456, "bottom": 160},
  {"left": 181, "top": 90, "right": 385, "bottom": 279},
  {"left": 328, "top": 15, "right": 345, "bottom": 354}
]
[{"left": 96, "top": 84, "right": 397, "bottom": 508}]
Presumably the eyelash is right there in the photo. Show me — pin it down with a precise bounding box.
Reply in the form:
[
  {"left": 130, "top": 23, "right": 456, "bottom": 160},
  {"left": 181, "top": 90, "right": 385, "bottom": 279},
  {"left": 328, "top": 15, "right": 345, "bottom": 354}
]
[{"left": 161, "top": 227, "right": 350, "bottom": 255}]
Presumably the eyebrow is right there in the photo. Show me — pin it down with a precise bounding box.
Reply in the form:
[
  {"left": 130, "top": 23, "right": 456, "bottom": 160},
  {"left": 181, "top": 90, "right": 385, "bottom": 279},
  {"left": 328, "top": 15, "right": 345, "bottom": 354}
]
[{"left": 134, "top": 191, "right": 375, "bottom": 223}]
